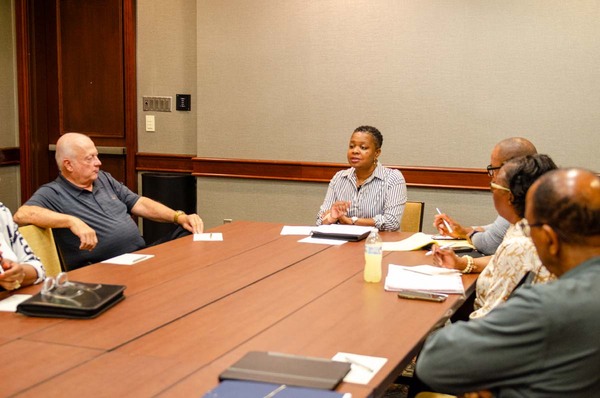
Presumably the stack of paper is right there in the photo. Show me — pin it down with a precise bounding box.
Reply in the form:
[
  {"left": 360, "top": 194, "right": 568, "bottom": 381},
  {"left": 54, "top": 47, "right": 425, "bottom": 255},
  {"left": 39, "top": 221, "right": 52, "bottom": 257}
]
[{"left": 384, "top": 264, "right": 465, "bottom": 294}]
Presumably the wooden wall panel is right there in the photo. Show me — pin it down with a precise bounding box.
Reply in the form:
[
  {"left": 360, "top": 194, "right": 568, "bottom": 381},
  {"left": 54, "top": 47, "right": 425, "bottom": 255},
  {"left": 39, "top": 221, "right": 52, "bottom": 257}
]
[
  {"left": 58, "top": 0, "right": 125, "bottom": 138},
  {"left": 136, "top": 153, "right": 490, "bottom": 191}
]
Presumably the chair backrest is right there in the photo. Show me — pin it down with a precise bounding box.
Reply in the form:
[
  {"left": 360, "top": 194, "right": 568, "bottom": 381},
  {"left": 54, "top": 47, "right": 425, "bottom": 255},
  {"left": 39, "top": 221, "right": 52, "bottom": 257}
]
[
  {"left": 18, "top": 225, "right": 63, "bottom": 277},
  {"left": 401, "top": 201, "right": 425, "bottom": 232}
]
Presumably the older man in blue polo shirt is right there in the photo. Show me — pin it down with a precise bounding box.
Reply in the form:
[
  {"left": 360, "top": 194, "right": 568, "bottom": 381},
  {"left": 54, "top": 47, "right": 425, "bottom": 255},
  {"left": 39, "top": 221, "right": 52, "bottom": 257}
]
[{"left": 14, "top": 133, "right": 204, "bottom": 270}]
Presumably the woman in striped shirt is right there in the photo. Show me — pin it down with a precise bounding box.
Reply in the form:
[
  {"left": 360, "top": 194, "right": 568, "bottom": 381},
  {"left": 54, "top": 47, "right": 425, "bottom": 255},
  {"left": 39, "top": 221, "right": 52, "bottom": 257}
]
[{"left": 316, "top": 126, "right": 407, "bottom": 231}]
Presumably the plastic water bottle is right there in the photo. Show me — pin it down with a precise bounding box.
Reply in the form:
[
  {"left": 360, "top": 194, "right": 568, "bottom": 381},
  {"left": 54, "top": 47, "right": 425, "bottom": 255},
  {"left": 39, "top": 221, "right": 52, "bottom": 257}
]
[{"left": 364, "top": 228, "right": 382, "bottom": 283}]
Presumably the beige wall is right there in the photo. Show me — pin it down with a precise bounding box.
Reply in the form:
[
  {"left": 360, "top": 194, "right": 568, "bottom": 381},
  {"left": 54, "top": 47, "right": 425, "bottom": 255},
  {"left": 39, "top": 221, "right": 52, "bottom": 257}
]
[
  {"left": 0, "top": 0, "right": 20, "bottom": 210},
  {"left": 137, "top": 0, "right": 198, "bottom": 154},
  {"left": 140, "top": 1, "right": 600, "bottom": 231},
  {"left": 195, "top": 0, "right": 600, "bottom": 170}
]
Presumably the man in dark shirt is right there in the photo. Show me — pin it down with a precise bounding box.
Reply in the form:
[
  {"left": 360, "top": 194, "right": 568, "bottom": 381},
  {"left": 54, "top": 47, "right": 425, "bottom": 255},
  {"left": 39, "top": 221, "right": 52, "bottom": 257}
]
[
  {"left": 14, "top": 133, "right": 204, "bottom": 270},
  {"left": 417, "top": 168, "right": 600, "bottom": 397}
]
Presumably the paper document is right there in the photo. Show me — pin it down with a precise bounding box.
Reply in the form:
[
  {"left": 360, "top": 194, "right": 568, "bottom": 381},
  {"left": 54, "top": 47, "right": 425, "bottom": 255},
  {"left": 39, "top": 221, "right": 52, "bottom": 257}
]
[
  {"left": 194, "top": 232, "right": 223, "bottom": 241},
  {"left": 0, "top": 294, "right": 31, "bottom": 312},
  {"left": 384, "top": 264, "right": 465, "bottom": 294},
  {"left": 382, "top": 233, "right": 473, "bottom": 252},
  {"left": 298, "top": 236, "right": 347, "bottom": 245},
  {"left": 332, "top": 352, "right": 387, "bottom": 385},
  {"left": 280, "top": 225, "right": 314, "bottom": 235},
  {"left": 101, "top": 253, "right": 155, "bottom": 265},
  {"left": 394, "top": 264, "right": 461, "bottom": 276}
]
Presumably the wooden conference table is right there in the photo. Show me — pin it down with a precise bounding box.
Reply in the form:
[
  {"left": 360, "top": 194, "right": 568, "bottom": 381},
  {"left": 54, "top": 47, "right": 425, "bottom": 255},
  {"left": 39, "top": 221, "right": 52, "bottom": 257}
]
[{"left": 1, "top": 221, "right": 477, "bottom": 398}]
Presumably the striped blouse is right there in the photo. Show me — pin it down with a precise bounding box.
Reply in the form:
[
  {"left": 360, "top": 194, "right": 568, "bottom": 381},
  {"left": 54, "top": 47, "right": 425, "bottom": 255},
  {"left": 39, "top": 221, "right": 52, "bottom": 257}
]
[
  {"left": 316, "top": 163, "right": 407, "bottom": 231},
  {"left": 0, "top": 203, "right": 46, "bottom": 284}
]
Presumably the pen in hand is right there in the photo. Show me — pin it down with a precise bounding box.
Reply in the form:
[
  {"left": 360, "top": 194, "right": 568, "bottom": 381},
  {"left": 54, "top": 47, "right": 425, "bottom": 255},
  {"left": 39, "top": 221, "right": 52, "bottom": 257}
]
[
  {"left": 436, "top": 207, "right": 454, "bottom": 234},
  {"left": 425, "top": 243, "right": 455, "bottom": 256}
]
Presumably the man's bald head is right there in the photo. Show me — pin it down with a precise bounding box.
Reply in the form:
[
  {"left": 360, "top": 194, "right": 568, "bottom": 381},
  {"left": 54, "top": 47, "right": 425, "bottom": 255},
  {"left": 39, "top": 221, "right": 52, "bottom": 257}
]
[
  {"left": 529, "top": 168, "right": 600, "bottom": 243},
  {"left": 54, "top": 133, "right": 101, "bottom": 189},
  {"left": 492, "top": 137, "right": 538, "bottom": 164},
  {"left": 55, "top": 133, "right": 95, "bottom": 171}
]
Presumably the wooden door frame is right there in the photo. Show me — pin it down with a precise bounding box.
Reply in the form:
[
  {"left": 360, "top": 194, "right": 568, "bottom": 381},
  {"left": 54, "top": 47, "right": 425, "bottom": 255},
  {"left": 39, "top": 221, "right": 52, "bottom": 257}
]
[{"left": 14, "top": 0, "right": 138, "bottom": 202}]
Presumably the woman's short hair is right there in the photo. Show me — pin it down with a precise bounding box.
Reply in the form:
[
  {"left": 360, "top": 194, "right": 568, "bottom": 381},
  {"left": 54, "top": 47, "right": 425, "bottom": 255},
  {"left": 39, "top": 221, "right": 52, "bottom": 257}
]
[
  {"left": 353, "top": 125, "right": 383, "bottom": 149},
  {"left": 503, "top": 154, "right": 557, "bottom": 218}
]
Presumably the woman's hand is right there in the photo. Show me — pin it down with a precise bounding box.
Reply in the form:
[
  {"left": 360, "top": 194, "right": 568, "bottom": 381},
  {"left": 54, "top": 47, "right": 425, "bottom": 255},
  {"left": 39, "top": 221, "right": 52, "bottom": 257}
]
[
  {"left": 330, "top": 201, "right": 351, "bottom": 220},
  {"left": 0, "top": 259, "right": 26, "bottom": 291},
  {"left": 431, "top": 244, "right": 463, "bottom": 271}
]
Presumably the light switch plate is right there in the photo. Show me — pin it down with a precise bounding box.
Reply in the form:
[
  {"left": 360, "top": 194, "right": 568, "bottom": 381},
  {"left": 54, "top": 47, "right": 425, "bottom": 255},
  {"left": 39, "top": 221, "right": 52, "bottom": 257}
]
[{"left": 145, "top": 115, "right": 155, "bottom": 132}]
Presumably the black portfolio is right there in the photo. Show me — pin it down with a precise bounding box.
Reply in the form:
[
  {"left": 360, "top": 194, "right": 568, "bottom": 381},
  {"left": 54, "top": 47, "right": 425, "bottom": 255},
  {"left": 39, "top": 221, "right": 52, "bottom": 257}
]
[
  {"left": 219, "top": 351, "right": 351, "bottom": 390},
  {"left": 17, "top": 281, "right": 125, "bottom": 319}
]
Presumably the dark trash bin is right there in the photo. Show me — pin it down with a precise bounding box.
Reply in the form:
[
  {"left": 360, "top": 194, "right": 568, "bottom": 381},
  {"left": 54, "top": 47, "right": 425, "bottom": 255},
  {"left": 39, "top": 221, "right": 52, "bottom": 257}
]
[{"left": 141, "top": 173, "right": 197, "bottom": 245}]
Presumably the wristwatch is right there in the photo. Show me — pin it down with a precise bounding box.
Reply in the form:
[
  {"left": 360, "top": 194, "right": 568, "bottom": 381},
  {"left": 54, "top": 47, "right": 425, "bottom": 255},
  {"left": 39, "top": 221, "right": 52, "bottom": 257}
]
[
  {"left": 351, "top": 216, "right": 358, "bottom": 225},
  {"left": 173, "top": 210, "right": 185, "bottom": 224}
]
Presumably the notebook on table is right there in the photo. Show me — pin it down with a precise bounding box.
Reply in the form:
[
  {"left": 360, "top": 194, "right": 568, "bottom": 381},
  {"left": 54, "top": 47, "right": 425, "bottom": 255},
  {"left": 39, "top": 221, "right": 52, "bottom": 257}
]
[{"left": 219, "top": 351, "right": 351, "bottom": 390}]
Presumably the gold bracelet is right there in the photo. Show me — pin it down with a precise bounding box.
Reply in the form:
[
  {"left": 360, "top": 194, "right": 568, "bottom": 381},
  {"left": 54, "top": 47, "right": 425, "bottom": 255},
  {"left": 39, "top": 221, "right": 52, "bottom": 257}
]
[
  {"left": 462, "top": 255, "right": 474, "bottom": 274},
  {"left": 173, "top": 210, "right": 185, "bottom": 224}
]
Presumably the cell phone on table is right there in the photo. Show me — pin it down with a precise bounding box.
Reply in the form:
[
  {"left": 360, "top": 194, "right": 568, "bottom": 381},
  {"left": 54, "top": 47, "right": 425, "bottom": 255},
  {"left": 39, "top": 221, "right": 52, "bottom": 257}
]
[{"left": 397, "top": 290, "right": 447, "bottom": 302}]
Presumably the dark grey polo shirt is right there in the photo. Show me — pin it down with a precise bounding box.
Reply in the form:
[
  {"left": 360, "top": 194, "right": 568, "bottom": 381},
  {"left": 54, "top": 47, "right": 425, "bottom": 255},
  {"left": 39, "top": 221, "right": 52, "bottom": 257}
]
[{"left": 26, "top": 171, "right": 146, "bottom": 270}]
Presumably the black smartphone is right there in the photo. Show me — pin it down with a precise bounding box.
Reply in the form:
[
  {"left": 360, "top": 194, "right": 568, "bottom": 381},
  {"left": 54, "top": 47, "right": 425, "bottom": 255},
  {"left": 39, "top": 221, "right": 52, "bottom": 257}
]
[{"left": 397, "top": 290, "right": 447, "bottom": 302}]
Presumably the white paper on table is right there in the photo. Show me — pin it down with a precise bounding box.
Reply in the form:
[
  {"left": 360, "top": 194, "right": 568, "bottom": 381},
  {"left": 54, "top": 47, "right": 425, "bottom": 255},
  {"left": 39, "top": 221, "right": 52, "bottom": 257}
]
[
  {"left": 193, "top": 232, "right": 223, "bottom": 241},
  {"left": 395, "top": 264, "right": 461, "bottom": 276},
  {"left": 280, "top": 226, "right": 314, "bottom": 236},
  {"left": 0, "top": 294, "right": 31, "bottom": 312},
  {"left": 101, "top": 253, "right": 155, "bottom": 265},
  {"left": 298, "top": 236, "right": 347, "bottom": 245},
  {"left": 384, "top": 264, "right": 465, "bottom": 294},
  {"left": 332, "top": 352, "right": 388, "bottom": 385}
]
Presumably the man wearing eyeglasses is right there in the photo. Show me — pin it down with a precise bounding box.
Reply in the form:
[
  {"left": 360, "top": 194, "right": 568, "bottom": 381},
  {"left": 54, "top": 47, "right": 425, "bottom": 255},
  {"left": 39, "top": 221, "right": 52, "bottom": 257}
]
[
  {"left": 14, "top": 133, "right": 204, "bottom": 271},
  {"left": 416, "top": 168, "right": 600, "bottom": 396},
  {"left": 434, "top": 137, "right": 537, "bottom": 257}
]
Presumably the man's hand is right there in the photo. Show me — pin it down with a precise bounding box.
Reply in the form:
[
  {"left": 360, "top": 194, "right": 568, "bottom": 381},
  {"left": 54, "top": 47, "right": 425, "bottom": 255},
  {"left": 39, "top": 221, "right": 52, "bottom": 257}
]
[
  {"left": 177, "top": 213, "right": 204, "bottom": 234},
  {"left": 69, "top": 218, "right": 98, "bottom": 251}
]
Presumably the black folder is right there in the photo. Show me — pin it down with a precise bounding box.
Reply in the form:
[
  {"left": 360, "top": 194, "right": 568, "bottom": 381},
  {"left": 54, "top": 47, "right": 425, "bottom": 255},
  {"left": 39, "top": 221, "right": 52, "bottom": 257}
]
[
  {"left": 310, "top": 225, "right": 372, "bottom": 242},
  {"left": 17, "top": 282, "right": 125, "bottom": 319},
  {"left": 219, "top": 351, "right": 351, "bottom": 390}
]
